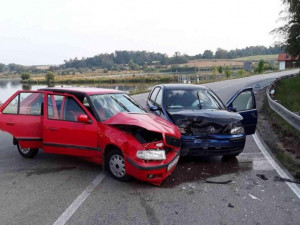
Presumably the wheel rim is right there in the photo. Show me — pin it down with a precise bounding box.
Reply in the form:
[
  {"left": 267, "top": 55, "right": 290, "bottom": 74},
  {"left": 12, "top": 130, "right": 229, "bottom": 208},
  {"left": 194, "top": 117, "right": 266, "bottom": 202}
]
[
  {"left": 109, "top": 154, "right": 126, "bottom": 178},
  {"left": 20, "top": 147, "right": 30, "bottom": 154}
]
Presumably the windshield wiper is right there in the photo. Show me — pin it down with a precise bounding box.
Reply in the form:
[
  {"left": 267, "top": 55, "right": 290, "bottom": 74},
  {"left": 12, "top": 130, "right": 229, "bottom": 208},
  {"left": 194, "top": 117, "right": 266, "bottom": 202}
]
[
  {"left": 110, "top": 96, "right": 129, "bottom": 112},
  {"left": 197, "top": 92, "right": 202, "bottom": 109},
  {"left": 122, "top": 95, "right": 144, "bottom": 111}
]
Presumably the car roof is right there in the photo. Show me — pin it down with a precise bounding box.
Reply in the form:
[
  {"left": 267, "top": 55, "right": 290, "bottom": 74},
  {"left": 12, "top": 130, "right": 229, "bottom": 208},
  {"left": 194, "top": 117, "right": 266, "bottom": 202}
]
[
  {"left": 159, "top": 84, "right": 209, "bottom": 90},
  {"left": 39, "top": 87, "right": 124, "bottom": 95}
]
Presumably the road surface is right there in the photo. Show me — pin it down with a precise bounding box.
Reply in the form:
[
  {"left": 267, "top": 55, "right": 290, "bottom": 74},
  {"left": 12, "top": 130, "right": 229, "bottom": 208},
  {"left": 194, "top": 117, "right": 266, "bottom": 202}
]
[{"left": 0, "top": 69, "right": 299, "bottom": 225}]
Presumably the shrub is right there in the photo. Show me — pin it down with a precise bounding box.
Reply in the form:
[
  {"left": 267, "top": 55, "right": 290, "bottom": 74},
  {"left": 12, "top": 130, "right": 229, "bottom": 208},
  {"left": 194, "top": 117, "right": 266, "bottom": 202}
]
[
  {"left": 46, "top": 71, "right": 55, "bottom": 86},
  {"left": 217, "top": 66, "right": 223, "bottom": 74},
  {"left": 225, "top": 66, "right": 231, "bottom": 78},
  {"left": 21, "top": 72, "right": 31, "bottom": 80}
]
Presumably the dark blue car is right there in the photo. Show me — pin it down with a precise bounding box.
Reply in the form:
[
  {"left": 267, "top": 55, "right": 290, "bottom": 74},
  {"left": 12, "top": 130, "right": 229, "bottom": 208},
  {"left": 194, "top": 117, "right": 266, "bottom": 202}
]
[{"left": 146, "top": 84, "right": 257, "bottom": 157}]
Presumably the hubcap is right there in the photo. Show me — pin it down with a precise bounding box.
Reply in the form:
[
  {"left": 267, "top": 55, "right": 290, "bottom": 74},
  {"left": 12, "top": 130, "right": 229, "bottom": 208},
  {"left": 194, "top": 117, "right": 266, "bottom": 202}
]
[
  {"left": 109, "top": 154, "right": 126, "bottom": 178},
  {"left": 20, "top": 148, "right": 30, "bottom": 154}
]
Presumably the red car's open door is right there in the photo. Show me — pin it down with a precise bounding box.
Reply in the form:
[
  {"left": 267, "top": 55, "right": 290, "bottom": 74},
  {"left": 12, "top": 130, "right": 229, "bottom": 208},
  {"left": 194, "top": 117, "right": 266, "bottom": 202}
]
[{"left": 0, "top": 91, "right": 45, "bottom": 149}]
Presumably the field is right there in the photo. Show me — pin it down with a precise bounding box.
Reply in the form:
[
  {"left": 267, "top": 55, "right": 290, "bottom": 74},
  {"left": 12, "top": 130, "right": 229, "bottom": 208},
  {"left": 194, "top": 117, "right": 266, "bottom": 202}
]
[
  {"left": 233, "top": 54, "right": 278, "bottom": 61},
  {"left": 184, "top": 59, "right": 244, "bottom": 68}
]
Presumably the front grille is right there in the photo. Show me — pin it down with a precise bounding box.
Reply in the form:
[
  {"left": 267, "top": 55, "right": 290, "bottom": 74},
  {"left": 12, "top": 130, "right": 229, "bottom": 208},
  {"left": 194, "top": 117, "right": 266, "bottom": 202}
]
[{"left": 165, "top": 135, "right": 181, "bottom": 147}]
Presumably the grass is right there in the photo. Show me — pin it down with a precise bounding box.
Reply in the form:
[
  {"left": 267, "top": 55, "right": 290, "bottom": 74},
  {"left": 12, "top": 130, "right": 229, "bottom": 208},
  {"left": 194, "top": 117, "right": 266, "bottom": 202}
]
[
  {"left": 259, "top": 97, "right": 300, "bottom": 175},
  {"left": 233, "top": 54, "right": 278, "bottom": 61},
  {"left": 274, "top": 74, "right": 300, "bottom": 113}
]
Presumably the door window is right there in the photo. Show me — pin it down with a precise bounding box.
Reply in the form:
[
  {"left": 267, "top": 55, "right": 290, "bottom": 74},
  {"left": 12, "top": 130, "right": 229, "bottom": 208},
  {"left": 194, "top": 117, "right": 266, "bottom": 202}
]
[
  {"left": 150, "top": 87, "right": 160, "bottom": 102},
  {"left": 48, "top": 95, "right": 87, "bottom": 122},
  {"left": 155, "top": 89, "right": 163, "bottom": 106},
  {"left": 2, "top": 93, "right": 44, "bottom": 115},
  {"left": 232, "top": 91, "right": 254, "bottom": 111},
  {"left": 2, "top": 95, "right": 19, "bottom": 114}
]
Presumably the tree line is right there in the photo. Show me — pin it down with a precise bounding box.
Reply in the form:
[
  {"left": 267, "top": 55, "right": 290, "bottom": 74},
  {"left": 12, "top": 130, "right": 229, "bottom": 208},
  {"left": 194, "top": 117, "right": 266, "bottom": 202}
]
[
  {"left": 0, "top": 45, "right": 283, "bottom": 73},
  {"left": 62, "top": 46, "right": 282, "bottom": 69}
]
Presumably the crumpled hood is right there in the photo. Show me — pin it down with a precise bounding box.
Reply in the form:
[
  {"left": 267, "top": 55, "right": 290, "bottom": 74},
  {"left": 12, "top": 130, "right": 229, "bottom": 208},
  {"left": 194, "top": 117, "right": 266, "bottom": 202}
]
[
  {"left": 169, "top": 109, "right": 242, "bottom": 126},
  {"left": 103, "top": 112, "right": 181, "bottom": 138},
  {"left": 168, "top": 109, "right": 243, "bottom": 135}
]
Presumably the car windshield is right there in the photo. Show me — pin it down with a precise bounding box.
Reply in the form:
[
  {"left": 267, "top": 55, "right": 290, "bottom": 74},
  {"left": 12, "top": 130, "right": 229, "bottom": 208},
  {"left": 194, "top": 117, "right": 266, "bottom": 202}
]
[
  {"left": 166, "top": 89, "right": 222, "bottom": 110},
  {"left": 90, "top": 93, "right": 145, "bottom": 121}
]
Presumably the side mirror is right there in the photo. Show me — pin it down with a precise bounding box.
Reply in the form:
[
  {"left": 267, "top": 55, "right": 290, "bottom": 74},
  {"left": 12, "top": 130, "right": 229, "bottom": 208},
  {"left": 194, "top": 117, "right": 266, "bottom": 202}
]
[
  {"left": 150, "top": 105, "right": 159, "bottom": 111},
  {"left": 77, "top": 114, "right": 91, "bottom": 123},
  {"left": 228, "top": 106, "right": 237, "bottom": 112}
]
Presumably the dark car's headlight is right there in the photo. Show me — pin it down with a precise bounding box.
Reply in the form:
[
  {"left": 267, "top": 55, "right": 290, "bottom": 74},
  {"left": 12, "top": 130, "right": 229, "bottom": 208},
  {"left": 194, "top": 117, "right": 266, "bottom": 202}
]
[{"left": 230, "top": 126, "right": 245, "bottom": 134}]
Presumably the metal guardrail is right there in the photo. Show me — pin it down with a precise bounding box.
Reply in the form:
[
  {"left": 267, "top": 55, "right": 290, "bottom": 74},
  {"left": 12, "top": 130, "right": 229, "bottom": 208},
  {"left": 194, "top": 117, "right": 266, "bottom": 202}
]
[{"left": 266, "top": 73, "right": 300, "bottom": 132}]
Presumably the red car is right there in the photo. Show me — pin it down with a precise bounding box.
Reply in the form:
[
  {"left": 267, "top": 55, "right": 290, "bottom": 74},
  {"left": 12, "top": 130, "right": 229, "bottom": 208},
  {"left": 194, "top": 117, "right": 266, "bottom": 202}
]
[{"left": 0, "top": 88, "right": 181, "bottom": 185}]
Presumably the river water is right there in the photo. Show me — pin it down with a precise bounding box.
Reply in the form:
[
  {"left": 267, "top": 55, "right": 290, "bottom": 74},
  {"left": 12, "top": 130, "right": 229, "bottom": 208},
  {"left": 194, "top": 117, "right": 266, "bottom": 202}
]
[{"left": 0, "top": 79, "right": 159, "bottom": 104}]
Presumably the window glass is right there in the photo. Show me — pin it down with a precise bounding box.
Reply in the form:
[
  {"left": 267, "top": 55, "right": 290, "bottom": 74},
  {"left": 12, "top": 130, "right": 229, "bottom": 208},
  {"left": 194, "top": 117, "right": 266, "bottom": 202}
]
[
  {"left": 19, "top": 93, "right": 44, "bottom": 115},
  {"left": 232, "top": 91, "right": 254, "bottom": 111},
  {"left": 48, "top": 95, "right": 86, "bottom": 122},
  {"left": 3, "top": 95, "right": 19, "bottom": 114},
  {"left": 166, "top": 89, "right": 221, "bottom": 110},
  {"left": 155, "top": 89, "right": 163, "bottom": 106},
  {"left": 48, "top": 95, "right": 63, "bottom": 119},
  {"left": 90, "top": 93, "right": 145, "bottom": 121},
  {"left": 150, "top": 87, "right": 160, "bottom": 102}
]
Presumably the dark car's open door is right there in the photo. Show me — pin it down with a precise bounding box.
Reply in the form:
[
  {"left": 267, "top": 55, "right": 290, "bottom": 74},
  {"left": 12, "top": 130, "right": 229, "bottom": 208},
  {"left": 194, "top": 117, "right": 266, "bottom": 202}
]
[{"left": 227, "top": 88, "right": 257, "bottom": 135}]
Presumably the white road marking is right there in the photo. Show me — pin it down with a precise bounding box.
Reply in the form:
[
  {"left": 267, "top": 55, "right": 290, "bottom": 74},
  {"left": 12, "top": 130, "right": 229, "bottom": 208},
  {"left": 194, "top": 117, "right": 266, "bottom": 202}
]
[
  {"left": 53, "top": 172, "right": 107, "bottom": 225},
  {"left": 253, "top": 133, "right": 300, "bottom": 199}
]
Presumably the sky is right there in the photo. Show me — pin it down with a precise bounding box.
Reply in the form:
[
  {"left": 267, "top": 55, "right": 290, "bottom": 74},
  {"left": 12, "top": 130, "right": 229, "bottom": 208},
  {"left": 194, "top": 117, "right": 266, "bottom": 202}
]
[{"left": 0, "top": 0, "right": 284, "bottom": 65}]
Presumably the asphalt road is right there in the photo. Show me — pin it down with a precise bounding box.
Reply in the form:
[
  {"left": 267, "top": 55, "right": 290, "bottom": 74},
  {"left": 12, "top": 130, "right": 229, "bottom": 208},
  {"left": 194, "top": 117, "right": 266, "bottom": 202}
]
[{"left": 0, "top": 69, "right": 299, "bottom": 225}]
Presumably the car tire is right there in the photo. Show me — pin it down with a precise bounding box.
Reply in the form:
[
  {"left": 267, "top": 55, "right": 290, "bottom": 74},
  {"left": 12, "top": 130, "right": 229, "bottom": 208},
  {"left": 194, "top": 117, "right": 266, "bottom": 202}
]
[
  {"left": 17, "top": 144, "right": 39, "bottom": 158},
  {"left": 106, "top": 149, "right": 131, "bottom": 182}
]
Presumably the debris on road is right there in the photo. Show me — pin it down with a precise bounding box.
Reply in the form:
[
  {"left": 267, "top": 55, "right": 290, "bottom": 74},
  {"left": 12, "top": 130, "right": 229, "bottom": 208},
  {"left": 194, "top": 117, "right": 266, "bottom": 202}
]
[
  {"left": 248, "top": 194, "right": 261, "bottom": 201},
  {"left": 256, "top": 174, "right": 268, "bottom": 180},
  {"left": 228, "top": 203, "right": 234, "bottom": 208},
  {"left": 274, "top": 176, "right": 300, "bottom": 184},
  {"left": 205, "top": 179, "right": 232, "bottom": 184}
]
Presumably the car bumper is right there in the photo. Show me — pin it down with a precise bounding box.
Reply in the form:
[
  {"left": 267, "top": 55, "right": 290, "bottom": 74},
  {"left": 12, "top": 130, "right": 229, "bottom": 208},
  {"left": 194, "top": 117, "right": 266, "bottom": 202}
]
[
  {"left": 180, "top": 134, "right": 246, "bottom": 157},
  {"left": 125, "top": 150, "right": 180, "bottom": 186}
]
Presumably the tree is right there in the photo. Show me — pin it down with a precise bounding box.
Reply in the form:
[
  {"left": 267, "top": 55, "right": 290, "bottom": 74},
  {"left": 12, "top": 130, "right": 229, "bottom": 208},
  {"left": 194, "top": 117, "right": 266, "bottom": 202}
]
[
  {"left": 225, "top": 66, "right": 231, "bottom": 78},
  {"left": 212, "top": 66, "right": 218, "bottom": 76},
  {"left": 238, "top": 69, "right": 246, "bottom": 77},
  {"left": 217, "top": 66, "right": 223, "bottom": 74},
  {"left": 0, "top": 63, "right": 5, "bottom": 73},
  {"left": 215, "top": 48, "right": 228, "bottom": 59},
  {"left": 21, "top": 72, "right": 31, "bottom": 80},
  {"left": 128, "top": 60, "right": 139, "bottom": 70},
  {"left": 202, "top": 50, "right": 214, "bottom": 59},
  {"left": 46, "top": 71, "right": 55, "bottom": 86},
  {"left": 256, "top": 60, "right": 265, "bottom": 73},
  {"left": 272, "top": 0, "right": 300, "bottom": 58}
]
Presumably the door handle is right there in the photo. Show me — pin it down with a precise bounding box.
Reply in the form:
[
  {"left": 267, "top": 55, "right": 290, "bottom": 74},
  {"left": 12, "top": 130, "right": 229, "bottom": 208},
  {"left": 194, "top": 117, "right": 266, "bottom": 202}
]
[
  {"left": 6, "top": 122, "right": 15, "bottom": 125},
  {"left": 47, "top": 127, "right": 58, "bottom": 131}
]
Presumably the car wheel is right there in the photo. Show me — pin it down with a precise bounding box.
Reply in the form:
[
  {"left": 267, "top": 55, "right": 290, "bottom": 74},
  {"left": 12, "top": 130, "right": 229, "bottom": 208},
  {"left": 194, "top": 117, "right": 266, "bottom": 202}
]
[
  {"left": 17, "top": 144, "right": 39, "bottom": 158},
  {"left": 106, "top": 149, "right": 131, "bottom": 182}
]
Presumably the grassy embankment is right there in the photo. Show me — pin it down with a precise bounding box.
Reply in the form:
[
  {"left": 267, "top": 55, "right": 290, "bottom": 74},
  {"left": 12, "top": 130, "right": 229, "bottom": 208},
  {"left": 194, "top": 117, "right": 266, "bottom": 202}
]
[
  {"left": 259, "top": 74, "right": 300, "bottom": 176},
  {"left": 274, "top": 74, "right": 300, "bottom": 114},
  {"left": 260, "top": 97, "right": 300, "bottom": 175}
]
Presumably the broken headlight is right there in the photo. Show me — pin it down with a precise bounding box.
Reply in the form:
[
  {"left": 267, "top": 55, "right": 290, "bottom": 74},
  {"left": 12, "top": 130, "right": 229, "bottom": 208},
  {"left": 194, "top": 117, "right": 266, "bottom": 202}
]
[
  {"left": 230, "top": 126, "right": 245, "bottom": 134},
  {"left": 136, "top": 150, "right": 166, "bottom": 160}
]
